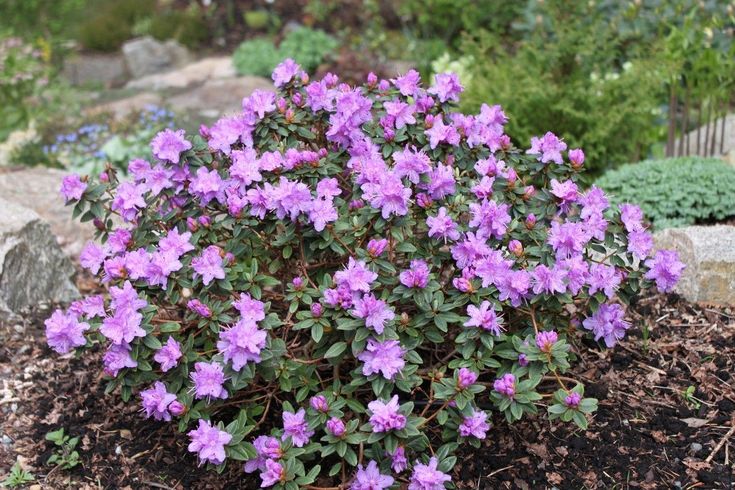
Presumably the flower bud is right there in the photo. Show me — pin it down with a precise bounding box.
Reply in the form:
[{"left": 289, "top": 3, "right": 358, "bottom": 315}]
[
  {"left": 300, "top": 72, "right": 310, "bottom": 84},
  {"left": 378, "top": 79, "right": 390, "bottom": 91},
  {"left": 292, "top": 277, "right": 304, "bottom": 290},
  {"left": 169, "top": 400, "right": 186, "bottom": 416},
  {"left": 198, "top": 124, "right": 210, "bottom": 138},
  {"left": 276, "top": 97, "right": 287, "bottom": 113},
  {"left": 326, "top": 417, "right": 345, "bottom": 437},
  {"left": 400, "top": 312, "right": 410, "bottom": 325},
  {"left": 285, "top": 108, "right": 295, "bottom": 123},
  {"left": 457, "top": 367, "right": 478, "bottom": 389},
  {"left": 310, "top": 303, "right": 323, "bottom": 318},
  {"left": 198, "top": 215, "right": 211, "bottom": 228},
  {"left": 383, "top": 127, "right": 395, "bottom": 141},
  {"left": 187, "top": 216, "right": 198, "bottom": 232},
  {"left": 99, "top": 171, "right": 109, "bottom": 183},
  {"left": 525, "top": 214, "right": 537, "bottom": 229},
  {"left": 367, "top": 72, "right": 378, "bottom": 87},
  {"left": 367, "top": 238, "right": 388, "bottom": 257},
  {"left": 506, "top": 168, "right": 518, "bottom": 187},
  {"left": 569, "top": 148, "right": 585, "bottom": 169},
  {"left": 225, "top": 252, "right": 235, "bottom": 264},
  {"left": 93, "top": 218, "right": 105, "bottom": 231},
  {"left": 522, "top": 185, "right": 536, "bottom": 200},
  {"left": 349, "top": 199, "right": 365, "bottom": 210},
  {"left": 310, "top": 395, "right": 329, "bottom": 412},
  {"left": 535, "top": 330, "right": 558, "bottom": 353},
  {"left": 424, "top": 114, "right": 434, "bottom": 128},
  {"left": 564, "top": 391, "right": 582, "bottom": 408},
  {"left": 292, "top": 92, "right": 303, "bottom": 106},
  {"left": 517, "top": 353, "right": 529, "bottom": 367},
  {"left": 508, "top": 239, "right": 523, "bottom": 257},
  {"left": 499, "top": 134, "right": 511, "bottom": 150},
  {"left": 181, "top": 287, "right": 192, "bottom": 298},
  {"left": 416, "top": 192, "right": 432, "bottom": 209}
]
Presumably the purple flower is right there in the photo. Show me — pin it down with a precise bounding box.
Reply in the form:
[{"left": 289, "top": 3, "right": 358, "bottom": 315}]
[
  {"left": 190, "top": 361, "right": 228, "bottom": 400},
  {"left": 282, "top": 408, "right": 314, "bottom": 447},
  {"left": 143, "top": 164, "right": 174, "bottom": 195},
  {"left": 100, "top": 311, "right": 145, "bottom": 345},
  {"left": 493, "top": 373, "right": 516, "bottom": 399},
  {"left": 550, "top": 179, "right": 578, "bottom": 212},
  {"left": 535, "top": 330, "right": 558, "bottom": 353},
  {"left": 588, "top": 264, "right": 622, "bottom": 299},
  {"left": 187, "top": 419, "right": 232, "bottom": 466},
  {"left": 368, "top": 395, "right": 406, "bottom": 432},
  {"left": 326, "top": 417, "right": 346, "bottom": 437},
  {"left": 559, "top": 255, "right": 589, "bottom": 295},
  {"left": 272, "top": 58, "right": 302, "bottom": 87},
  {"left": 582, "top": 303, "right": 630, "bottom": 347},
  {"left": 45, "top": 309, "right": 89, "bottom": 354},
  {"left": 109, "top": 280, "right": 147, "bottom": 312},
  {"left": 140, "top": 381, "right": 177, "bottom": 421},
  {"left": 335, "top": 258, "right": 377, "bottom": 293},
  {"left": 425, "top": 116, "right": 459, "bottom": 149},
  {"left": 469, "top": 199, "right": 511, "bottom": 239},
  {"left": 428, "top": 72, "right": 463, "bottom": 103},
  {"left": 464, "top": 301, "right": 502, "bottom": 335},
  {"left": 644, "top": 250, "right": 685, "bottom": 292},
  {"left": 358, "top": 338, "right": 406, "bottom": 380},
  {"left": 187, "top": 299, "right": 212, "bottom": 318},
  {"left": 152, "top": 129, "right": 191, "bottom": 164},
  {"left": 497, "top": 269, "right": 532, "bottom": 307},
  {"left": 189, "top": 167, "right": 225, "bottom": 205},
  {"left": 103, "top": 343, "right": 137, "bottom": 377},
  {"left": 459, "top": 409, "right": 490, "bottom": 439},
  {"left": 232, "top": 293, "right": 266, "bottom": 322},
  {"left": 384, "top": 100, "right": 416, "bottom": 128},
  {"left": 393, "top": 146, "right": 431, "bottom": 184},
  {"left": 351, "top": 460, "right": 394, "bottom": 490},
  {"left": 243, "top": 89, "right": 276, "bottom": 119},
  {"left": 619, "top": 203, "right": 644, "bottom": 232},
  {"left": 316, "top": 178, "right": 341, "bottom": 199},
  {"left": 392, "top": 69, "right": 421, "bottom": 96},
  {"left": 408, "top": 457, "right": 452, "bottom": 490},
  {"left": 244, "top": 435, "right": 282, "bottom": 473},
  {"left": 580, "top": 186, "right": 608, "bottom": 219},
  {"left": 565, "top": 391, "right": 582, "bottom": 408},
  {"left": 390, "top": 447, "right": 408, "bottom": 473},
  {"left": 351, "top": 294, "right": 395, "bottom": 334},
  {"left": 153, "top": 337, "right": 182, "bottom": 372},
  {"left": 260, "top": 459, "right": 285, "bottom": 487},
  {"left": 80, "top": 241, "right": 107, "bottom": 275},
  {"left": 547, "top": 221, "right": 589, "bottom": 259},
  {"left": 627, "top": 230, "right": 653, "bottom": 260},
  {"left": 425, "top": 164, "right": 456, "bottom": 200},
  {"left": 112, "top": 182, "right": 146, "bottom": 222},
  {"left": 192, "top": 245, "right": 226, "bottom": 286},
  {"left": 451, "top": 232, "right": 491, "bottom": 270},
  {"left": 400, "top": 259, "right": 430, "bottom": 288},
  {"left": 60, "top": 174, "right": 86, "bottom": 202},
  {"left": 217, "top": 319, "right": 267, "bottom": 371},
  {"left": 367, "top": 238, "right": 388, "bottom": 257},
  {"left": 426, "top": 207, "right": 460, "bottom": 242},
  {"left": 159, "top": 228, "right": 195, "bottom": 257},
  {"left": 361, "top": 172, "right": 412, "bottom": 219},
  {"left": 456, "top": 368, "right": 478, "bottom": 389},
  {"left": 309, "top": 197, "right": 338, "bottom": 232},
  {"left": 310, "top": 303, "right": 323, "bottom": 318},
  {"left": 518, "top": 353, "right": 529, "bottom": 367},
  {"left": 527, "top": 131, "right": 567, "bottom": 164},
  {"left": 531, "top": 264, "right": 566, "bottom": 295}
]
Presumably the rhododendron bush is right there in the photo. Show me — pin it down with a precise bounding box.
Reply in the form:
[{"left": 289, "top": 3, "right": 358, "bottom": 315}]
[{"left": 48, "top": 59, "right": 684, "bottom": 489}]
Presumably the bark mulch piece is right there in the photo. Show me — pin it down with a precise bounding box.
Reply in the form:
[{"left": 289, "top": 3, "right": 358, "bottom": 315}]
[{"left": 1, "top": 290, "right": 733, "bottom": 489}]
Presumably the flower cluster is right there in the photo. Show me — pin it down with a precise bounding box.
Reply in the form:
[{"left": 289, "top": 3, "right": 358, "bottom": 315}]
[{"left": 47, "top": 59, "right": 683, "bottom": 489}]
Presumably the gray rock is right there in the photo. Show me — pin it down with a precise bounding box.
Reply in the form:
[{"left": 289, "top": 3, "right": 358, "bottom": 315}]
[
  {"left": 86, "top": 92, "right": 164, "bottom": 119},
  {"left": 0, "top": 198, "right": 78, "bottom": 322},
  {"left": 63, "top": 53, "right": 128, "bottom": 87},
  {"left": 690, "top": 442, "right": 703, "bottom": 453},
  {"left": 0, "top": 168, "right": 96, "bottom": 257},
  {"left": 125, "top": 56, "right": 236, "bottom": 91},
  {"left": 122, "top": 36, "right": 191, "bottom": 79},
  {"left": 653, "top": 225, "right": 735, "bottom": 305},
  {"left": 167, "top": 76, "right": 273, "bottom": 118}
]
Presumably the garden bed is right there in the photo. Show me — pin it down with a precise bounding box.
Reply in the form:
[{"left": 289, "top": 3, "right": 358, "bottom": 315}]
[{"left": 1, "top": 278, "right": 733, "bottom": 489}]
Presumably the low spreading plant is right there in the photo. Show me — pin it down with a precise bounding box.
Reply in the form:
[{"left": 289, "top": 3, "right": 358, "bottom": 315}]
[
  {"left": 595, "top": 157, "right": 735, "bottom": 229},
  {"left": 234, "top": 28, "right": 337, "bottom": 78},
  {"left": 48, "top": 60, "right": 684, "bottom": 489}
]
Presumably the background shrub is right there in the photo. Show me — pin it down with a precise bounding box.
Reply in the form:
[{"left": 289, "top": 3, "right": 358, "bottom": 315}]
[
  {"left": 232, "top": 38, "right": 282, "bottom": 77},
  {"left": 279, "top": 27, "right": 338, "bottom": 73},
  {"left": 595, "top": 157, "right": 735, "bottom": 229},
  {"left": 75, "top": 0, "right": 155, "bottom": 52}
]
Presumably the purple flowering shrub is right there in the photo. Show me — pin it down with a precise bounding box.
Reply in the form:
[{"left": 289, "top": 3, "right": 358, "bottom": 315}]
[{"left": 49, "top": 59, "right": 684, "bottom": 489}]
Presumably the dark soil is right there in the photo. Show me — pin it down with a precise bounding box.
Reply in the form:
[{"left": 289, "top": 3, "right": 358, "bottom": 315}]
[{"left": 1, "top": 283, "right": 734, "bottom": 489}]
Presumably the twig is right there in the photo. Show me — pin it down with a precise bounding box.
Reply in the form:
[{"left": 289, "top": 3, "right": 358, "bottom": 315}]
[
  {"left": 486, "top": 465, "right": 513, "bottom": 478},
  {"left": 705, "top": 422, "right": 735, "bottom": 463},
  {"left": 143, "top": 482, "right": 177, "bottom": 490}
]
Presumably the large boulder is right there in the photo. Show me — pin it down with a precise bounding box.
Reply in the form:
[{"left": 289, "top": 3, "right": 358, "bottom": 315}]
[
  {"left": 653, "top": 225, "right": 735, "bottom": 305},
  {"left": 0, "top": 198, "right": 79, "bottom": 322},
  {"left": 0, "top": 168, "right": 96, "bottom": 257},
  {"left": 167, "top": 76, "right": 273, "bottom": 118},
  {"left": 125, "top": 56, "right": 237, "bottom": 91},
  {"left": 122, "top": 36, "right": 191, "bottom": 79}
]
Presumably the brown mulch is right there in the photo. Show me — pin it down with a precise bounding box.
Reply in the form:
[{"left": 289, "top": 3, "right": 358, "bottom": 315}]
[{"left": 1, "top": 286, "right": 734, "bottom": 489}]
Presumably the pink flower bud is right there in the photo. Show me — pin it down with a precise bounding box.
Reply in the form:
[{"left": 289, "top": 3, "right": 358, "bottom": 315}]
[
  {"left": 509, "top": 239, "right": 523, "bottom": 257},
  {"left": 367, "top": 72, "right": 378, "bottom": 86},
  {"left": 169, "top": 400, "right": 186, "bottom": 416}
]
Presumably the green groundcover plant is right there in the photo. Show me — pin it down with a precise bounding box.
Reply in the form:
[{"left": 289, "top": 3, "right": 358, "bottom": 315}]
[
  {"left": 595, "top": 157, "right": 735, "bottom": 230},
  {"left": 48, "top": 61, "right": 684, "bottom": 489},
  {"left": 234, "top": 27, "right": 338, "bottom": 78}
]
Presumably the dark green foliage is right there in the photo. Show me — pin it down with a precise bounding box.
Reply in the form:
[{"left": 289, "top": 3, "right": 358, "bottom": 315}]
[
  {"left": 595, "top": 157, "right": 735, "bottom": 229},
  {"left": 148, "top": 9, "right": 210, "bottom": 49},
  {"left": 75, "top": 0, "right": 155, "bottom": 52},
  {"left": 232, "top": 38, "right": 282, "bottom": 77}
]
